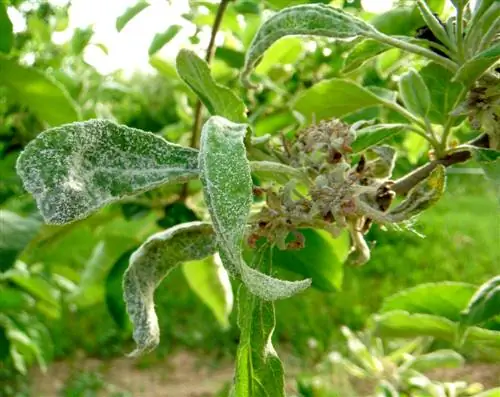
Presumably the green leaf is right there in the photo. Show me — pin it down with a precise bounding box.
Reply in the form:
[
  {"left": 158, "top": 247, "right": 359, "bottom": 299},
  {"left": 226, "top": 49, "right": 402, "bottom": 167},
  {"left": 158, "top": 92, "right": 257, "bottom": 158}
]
[
  {"left": 398, "top": 68, "right": 431, "bottom": 119},
  {"left": 255, "top": 37, "right": 303, "bottom": 74},
  {"left": 71, "top": 27, "right": 93, "bottom": 55},
  {"left": 182, "top": 256, "right": 233, "bottom": 329},
  {"left": 474, "top": 148, "right": 500, "bottom": 198},
  {"left": 419, "top": 62, "right": 465, "bottom": 125},
  {"left": 0, "top": 56, "right": 80, "bottom": 125},
  {"left": 199, "top": 116, "right": 311, "bottom": 300},
  {"left": 0, "top": 211, "right": 41, "bottom": 271},
  {"left": 416, "top": 0, "right": 453, "bottom": 49},
  {"left": 16, "top": 119, "right": 199, "bottom": 224},
  {"left": 105, "top": 249, "right": 136, "bottom": 330},
  {"left": 148, "top": 25, "right": 182, "bottom": 56},
  {"left": 0, "top": 327, "right": 9, "bottom": 360},
  {"left": 0, "top": 3, "right": 13, "bottom": 54},
  {"left": 176, "top": 50, "right": 247, "bottom": 123},
  {"left": 0, "top": 287, "right": 31, "bottom": 312},
  {"left": 387, "top": 165, "right": 446, "bottom": 221},
  {"left": 474, "top": 389, "right": 500, "bottom": 397},
  {"left": 408, "top": 349, "right": 465, "bottom": 372},
  {"left": 381, "top": 282, "right": 477, "bottom": 322},
  {"left": 215, "top": 47, "right": 245, "bottom": 69},
  {"left": 351, "top": 124, "right": 406, "bottom": 153},
  {"left": 342, "top": 39, "right": 392, "bottom": 74},
  {"left": 461, "top": 276, "right": 500, "bottom": 327},
  {"left": 124, "top": 222, "right": 218, "bottom": 356},
  {"left": 272, "top": 229, "right": 348, "bottom": 292},
  {"left": 242, "top": 4, "right": 375, "bottom": 83},
  {"left": 294, "top": 78, "right": 387, "bottom": 123},
  {"left": 235, "top": 252, "right": 286, "bottom": 397},
  {"left": 453, "top": 43, "right": 500, "bottom": 87},
  {"left": 116, "top": 1, "right": 150, "bottom": 32}
]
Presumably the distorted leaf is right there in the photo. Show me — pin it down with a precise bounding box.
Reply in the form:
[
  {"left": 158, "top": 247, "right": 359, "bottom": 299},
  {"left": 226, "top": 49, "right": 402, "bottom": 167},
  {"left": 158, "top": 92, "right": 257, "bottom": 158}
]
[
  {"left": 461, "top": 276, "right": 500, "bottom": 327},
  {"left": 16, "top": 119, "right": 199, "bottom": 224},
  {"left": 148, "top": 25, "right": 182, "bottom": 56},
  {"left": 0, "top": 56, "right": 80, "bottom": 125},
  {"left": 351, "top": 124, "right": 406, "bottom": 153},
  {"left": 176, "top": 50, "right": 247, "bottom": 123},
  {"left": 124, "top": 222, "right": 217, "bottom": 356},
  {"left": 398, "top": 68, "right": 431, "bottom": 119},
  {"left": 0, "top": 3, "right": 13, "bottom": 54},
  {"left": 116, "top": 1, "right": 150, "bottom": 32},
  {"left": 453, "top": 43, "right": 500, "bottom": 87},
  {"left": 199, "top": 116, "right": 311, "bottom": 300}
]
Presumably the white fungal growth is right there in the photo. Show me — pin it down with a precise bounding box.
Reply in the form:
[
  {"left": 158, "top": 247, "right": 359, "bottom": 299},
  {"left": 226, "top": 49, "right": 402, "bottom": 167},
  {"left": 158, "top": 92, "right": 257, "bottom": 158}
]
[
  {"left": 16, "top": 119, "right": 200, "bottom": 224},
  {"left": 124, "top": 222, "right": 217, "bottom": 356}
]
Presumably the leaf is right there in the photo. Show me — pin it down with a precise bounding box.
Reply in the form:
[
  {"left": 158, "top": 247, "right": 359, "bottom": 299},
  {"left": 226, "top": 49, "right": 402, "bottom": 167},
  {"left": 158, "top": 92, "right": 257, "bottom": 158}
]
[
  {"left": 453, "top": 43, "right": 500, "bottom": 87},
  {"left": 419, "top": 62, "right": 465, "bottom": 125},
  {"left": 474, "top": 389, "right": 500, "bottom": 397},
  {"left": 116, "top": 1, "right": 150, "bottom": 32},
  {"left": 16, "top": 119, "right": 199, "bottom": 224},
  {"left": 351, "top": 124, "right": 406, "bottom": 153},
  {"left": 0, "top": 3, "right": 13, "bottom": 54},
  {"left": 106, "top": 249, "right": 136, "bottom": 330},
  {"left": 0, "top": 287, "right": 31, "bottom": 312},
  {"left": 124, "top": 222, "right": 218, "bottom": 356},
  {"left": 342, "top": 39, "right": 391, "bottom": 74},
  {"left": 234, "top": 252, "right": 286, "bottom": 397},
  {"left": 182, "top": 256, "right": 234, "bottom": 329},
  {"left": 388, "top": 165, "right": 446, "bottom": 221},
  {"left": 294, "top": 78, "right": 387, "bottom": 123},
  {"left": 199, "top": 116, "right": 311, "bottom": 300},
  {"left": 408, "top": 350, "right": 465, "bottom": 372},
  {"left": 242, "top": 4, "right": 375, "bottom": 83},
  {"left": 176, "top": 50, "right": 247, "bottom": 123},
  {"left": 474, "top": 148, "right": 500, "bottom": 197},
  {"left": 0, "top": 211, "right": 41, "bottom": 271},
  {"left": 0, "top": 56, "right": 80, "bottom": 125},
  {"left": 381, "top": 282, "right": 477, "bottom": 322},
  {"left": 272, "top": 229, "right": 349, "bottom": 292},
  {"left": 398, "top": 68, "right": 431, "bottom": 119},
  {"left": 215, "top": 47, "right": 245, "bottom": 69},
  {"left": 461, "top": 276, "right": 500, "bottom": 327},
  {"left": 0, "top": 327, "right": 9, "bottom": 360},
  {"left": 255, "top": 37, "right": 303, "bottom": 74},
  {"left": 148, "top": 25, "right": 182, "bottom": 56},
  {"left": 71, "top": 27, "right": 93, "bottom": 55}
]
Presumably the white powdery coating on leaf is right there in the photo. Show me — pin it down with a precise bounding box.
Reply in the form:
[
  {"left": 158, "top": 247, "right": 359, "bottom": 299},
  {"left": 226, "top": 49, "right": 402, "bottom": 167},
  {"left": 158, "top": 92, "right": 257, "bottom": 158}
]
[
  {"left": 16, "top": 119, "right": 199, "bottom": 224},
  {"left": 199, "top": 116, "right": 311, "bottom": 300},
  {"left": 124, "top": 222, "right": 217, "bottom": 356}
]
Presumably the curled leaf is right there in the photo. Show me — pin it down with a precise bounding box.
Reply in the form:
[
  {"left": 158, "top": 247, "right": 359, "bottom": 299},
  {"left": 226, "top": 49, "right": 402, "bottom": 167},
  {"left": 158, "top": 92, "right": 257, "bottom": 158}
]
[
  {"left": 124, "top": 222, "right": 217, "bottom": 356},
  {"left": 16, "top": 120, "right": 199, "bottom": 224},
  {"left": 199, "top": 116, "right": 311, "bottom": 300}
]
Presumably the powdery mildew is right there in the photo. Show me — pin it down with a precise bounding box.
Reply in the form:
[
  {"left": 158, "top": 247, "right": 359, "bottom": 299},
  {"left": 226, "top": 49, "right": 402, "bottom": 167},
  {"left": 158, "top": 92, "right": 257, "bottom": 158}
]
[{"left": 16, "top": 119, "right": 199, "bottom": 224}]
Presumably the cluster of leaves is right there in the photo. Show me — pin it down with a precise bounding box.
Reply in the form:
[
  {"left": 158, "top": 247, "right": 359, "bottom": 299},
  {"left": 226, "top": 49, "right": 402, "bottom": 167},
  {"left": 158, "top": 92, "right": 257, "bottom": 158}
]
[{"left": 1, "top": 0, "right": 499, "bottom": 395}]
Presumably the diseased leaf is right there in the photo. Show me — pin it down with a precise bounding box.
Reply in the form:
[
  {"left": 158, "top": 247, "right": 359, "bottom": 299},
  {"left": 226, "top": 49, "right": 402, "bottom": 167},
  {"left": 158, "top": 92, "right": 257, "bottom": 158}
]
[
  {"left": 351, "top": 124, "right": 406, "bottom": 153},
  {"left": 16, "top": 119, "right": 199, "bottom": 224},
  {"left": 116, "top": 1, "right": 150, "bottom": 32},
  {"left": 0, "top": 3, "right": 13, "bottom": 54},
  {"left": 398, "top": 68, "right": 431, "bottom": 119},
  {"left": 388, "top": 165, "right": 446, "bottom": 221},
  {"left": 461, "top": 276, "right": 500, "bottom": 327},
  {"left": 0, "top": 211, "right": 41, "bottom": 271},
  {"left": 148, "top": 25, "right": 182, "bottom": 56},
  {"left": 453, "top": 43, "right": 500, "bottom": 87},
  {"left": 242, "top": 4, "right": 375, "bottom": 83},
  {"left": 294, "top": 78, "right": 387, "bottom": 123},
  {"left": 182, "top": 255, "right": 233, "bottom": 329},
  {"left": 0, "top": 56, "right": 80, "bottom": 125},
  {"left": 199, "top": 116, "right": 311, "bottom": 300},
  {"left": 176, "top": 50, "right": 247, "bottom": 123},
  {"left": 342, "top": 39, "right": 392, "bottom": 74},
  {"left": 123, "top": 222, "right": 217, "bottom": 356}
]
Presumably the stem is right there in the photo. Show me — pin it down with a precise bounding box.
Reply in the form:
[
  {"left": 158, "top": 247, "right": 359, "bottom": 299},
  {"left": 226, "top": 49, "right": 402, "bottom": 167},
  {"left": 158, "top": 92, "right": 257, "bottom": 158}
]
[{"left": 372, "top": 32, "right": 459, "bottom": 72}]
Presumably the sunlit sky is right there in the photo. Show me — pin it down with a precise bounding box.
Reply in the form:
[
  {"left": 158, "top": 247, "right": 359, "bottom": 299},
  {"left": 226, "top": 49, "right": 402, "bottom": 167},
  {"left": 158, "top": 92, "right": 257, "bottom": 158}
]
[{"left": 8, "top": 0, "right": 398, "bottom": 75}]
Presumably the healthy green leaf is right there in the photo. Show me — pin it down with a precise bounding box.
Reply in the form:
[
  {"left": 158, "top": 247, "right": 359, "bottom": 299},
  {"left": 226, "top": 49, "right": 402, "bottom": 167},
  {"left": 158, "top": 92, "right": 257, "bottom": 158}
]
[
  {"left": 351, "top": 124, "right": 406, "bottom": 153},
  {"left": 294, "top": 78, "right": 388, "bottom": 123},
  {"left": 388, "top": 165, "right": 446, "bottom": 221},
  {"left": 416, "top": 0, "right": 453, "bottom": 49},
  {"left": 461, "top": 276, "right": 500, "bottom": 327},
  {"left": 148, "top": 25, "right": 182, "bottom": 56},
  {"left": 0, "top": 56, "right": 80, "bottom": 125},
  {"left": 16, "top": 119, "right": 199, "bottom": 224},
  {"left": 176, "top": 50, "right": 247, "bottom": 123},
  {"left": 182, "top": 256, "right": 233, "bottom": 329},
  {"left": 381, "top": 282, "right": 477, "bottom": 322},
  {"left": 242, "top": 4, "right": 375, "bottom": 83},
  {"left": 419, "top": 62, "right": 465, "bottom": 125},
  {"left": 474, "top": 388, "right": 500, "bottom": 397},
  {"left": 124, "top": 222, "right": 217, "bottom": 356},
  {"left": 0, "top": 3, "right": 13, "bottom": 54},
  {"left": 408, "top": 350, "right": 465, "bottom": 372},
  {"left": 116, "top": 1, "right": 150, "bottom": 32},
  {"left": 398, "top": 68, "right": 431, "bottom": 119},
  {"left": 199, "top": 116, "right": 311, "bottom": 300},
  {"left": 71, "top": 27, "right": 93, "bottom": 55},
  {"left": 0, "top": 211, "right": 41, "bottom": 271},
  {"left": 342, "top": 39, "right": 392, "bottom": 74},
  {"left": 0, "top": 287, "right": 31, "bottom": 312},
  {"left": 453, "top": 43, "right": 500, "bottom": 87},
  {"left": 255, "top": 37, "right": 303, "bottom": 74}
]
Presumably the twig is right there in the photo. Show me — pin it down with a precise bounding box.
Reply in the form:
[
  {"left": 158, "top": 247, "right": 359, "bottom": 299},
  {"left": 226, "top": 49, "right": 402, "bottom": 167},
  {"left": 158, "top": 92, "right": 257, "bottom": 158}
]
[{"left": 180, "top": 0, "right": 231, "bottom": 200}]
